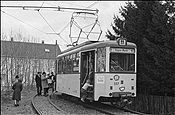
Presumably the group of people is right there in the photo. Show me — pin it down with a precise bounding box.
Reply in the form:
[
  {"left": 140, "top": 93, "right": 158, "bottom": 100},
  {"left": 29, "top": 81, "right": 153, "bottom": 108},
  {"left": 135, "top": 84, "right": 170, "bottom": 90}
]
[
  {"left": 11, "top": 70, "right": 91, "bottom": 106},
  {"left": 11, "top": 71, "right": 55, "bottom": 107},
  {"left": 35, "top": 71, "right": 56, "bottom": 96}
]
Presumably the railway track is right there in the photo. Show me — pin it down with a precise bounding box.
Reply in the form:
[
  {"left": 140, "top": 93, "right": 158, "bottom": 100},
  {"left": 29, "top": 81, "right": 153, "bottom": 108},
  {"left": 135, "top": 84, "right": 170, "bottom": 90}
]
[
  {"left": 50, "top": 92, "right": 146, "bottom": 115},
  {"left": 31, "top": 94, "right": 67, "bottom": 115},
  {"left": 82, "top": 101, "right": 127, "bottom": 115},
  {"left": 83, "top": 101, "right": 146, "bottom": 115}
]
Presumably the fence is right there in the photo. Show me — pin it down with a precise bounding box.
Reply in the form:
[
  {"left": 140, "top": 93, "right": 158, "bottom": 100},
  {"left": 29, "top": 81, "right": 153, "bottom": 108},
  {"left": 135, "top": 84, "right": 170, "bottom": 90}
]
[{"left": 127, "top": 94, "right": 175, "bottom": 115}]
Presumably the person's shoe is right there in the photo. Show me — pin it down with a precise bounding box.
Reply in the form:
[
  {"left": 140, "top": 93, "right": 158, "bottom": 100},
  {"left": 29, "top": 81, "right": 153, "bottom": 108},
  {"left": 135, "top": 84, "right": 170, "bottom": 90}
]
[
  {"left": 17, "top": 104, "right": 19, "bottom": 106},
  {"left": 14, "top": 104, "right": 18, "bottom": 107}
]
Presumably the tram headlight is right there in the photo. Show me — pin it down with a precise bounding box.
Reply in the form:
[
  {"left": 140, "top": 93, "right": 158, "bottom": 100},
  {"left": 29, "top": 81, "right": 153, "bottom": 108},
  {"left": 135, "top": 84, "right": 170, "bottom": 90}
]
[
  {"left": 114, "top": 75, "right": 120, "bottom": 81},
  {"left": 119, "top": 86, "right": 125, "bottom": 91}
]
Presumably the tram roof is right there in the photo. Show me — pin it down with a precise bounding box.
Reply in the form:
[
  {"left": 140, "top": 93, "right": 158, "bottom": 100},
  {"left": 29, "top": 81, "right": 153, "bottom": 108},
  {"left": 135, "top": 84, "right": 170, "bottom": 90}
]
[{"left": 58, "top": 40, "right": 136, "bottom": 58}]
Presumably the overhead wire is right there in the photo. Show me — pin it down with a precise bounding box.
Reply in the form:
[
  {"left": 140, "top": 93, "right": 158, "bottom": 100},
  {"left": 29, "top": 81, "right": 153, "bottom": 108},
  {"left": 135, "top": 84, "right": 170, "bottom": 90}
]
[
  {"left": 38, "top": 12, "right": 69, "bottom": 44},
  {"left": 46, "top": 2, "right": 83, "bottom": 45},
  {"left": 1, "top": 10, "right": 46, "bottom": 34},
  {"left": 36, "top": 2, "right": 69, "bottom": 44},
  {"left": 40, "top": 2, "right": 99, "bottom": 46},
  {"left": 2, "top": 2, "right": 99, "bottom": 47},
  {"left": 87, "top": 2, "right": 99, "bottom": 8},
  {"left": 69, "top": 2, "right": 100, "bottom": 45},
  {"left": 45, "top": 2, "right": 87, "bottom": 8},
  {"left": 1, "top": 2, "right": 74, "bottom": 46},
  {"left": 59, "top": 2, "right": 88, "bottom": 8},
  {"left": 1, "top": 10, "right": 68, "bottom": 46},
  {"left": 37, "top": 12, "right": 56, "bottom": 34},
  {"left": 69, "top": 2, "right": 101, "bottom": 44},
  {"left": 40, "top": 2, "right": 78, "bottom": 45}
]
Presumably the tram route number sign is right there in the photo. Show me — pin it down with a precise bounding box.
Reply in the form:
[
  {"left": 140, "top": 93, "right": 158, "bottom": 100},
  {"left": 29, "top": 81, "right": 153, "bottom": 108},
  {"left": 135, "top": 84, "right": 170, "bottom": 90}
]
[{"left": 97, "top": 76, "right": 104, "bottom": 84}]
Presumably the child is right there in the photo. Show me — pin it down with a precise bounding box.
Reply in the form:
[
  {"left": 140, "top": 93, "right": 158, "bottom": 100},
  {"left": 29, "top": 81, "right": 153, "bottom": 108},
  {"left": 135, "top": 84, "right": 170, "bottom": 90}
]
[{"left": 81, "top": 79, "right": 93, "bottom": 102}]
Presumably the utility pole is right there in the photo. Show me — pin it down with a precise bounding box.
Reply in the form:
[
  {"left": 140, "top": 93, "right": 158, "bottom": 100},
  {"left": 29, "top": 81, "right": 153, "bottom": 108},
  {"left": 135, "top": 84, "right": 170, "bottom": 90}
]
[{"left": 10, "top": 37, "right": 13, "bottom": 87}]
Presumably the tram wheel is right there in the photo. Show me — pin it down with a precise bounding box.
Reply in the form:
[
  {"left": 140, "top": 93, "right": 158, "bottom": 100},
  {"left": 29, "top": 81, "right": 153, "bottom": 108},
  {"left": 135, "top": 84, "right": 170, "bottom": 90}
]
[{"left": 110, "top": 100, "right": 127, "bottom": 109}]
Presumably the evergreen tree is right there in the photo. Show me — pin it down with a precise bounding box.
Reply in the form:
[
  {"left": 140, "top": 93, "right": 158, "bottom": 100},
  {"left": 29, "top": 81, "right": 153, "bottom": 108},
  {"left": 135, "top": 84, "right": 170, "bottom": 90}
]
[{"left": 107, "top": 1, "right": 175, "bottom": 95}]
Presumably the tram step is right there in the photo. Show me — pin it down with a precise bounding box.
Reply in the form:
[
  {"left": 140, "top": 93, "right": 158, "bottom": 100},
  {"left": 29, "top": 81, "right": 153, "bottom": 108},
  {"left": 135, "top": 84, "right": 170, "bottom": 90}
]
[
  {"left": 86, "top": 97, "right": 93, "bottom": 101},
  {"left": 87, "top": 91, "right": 94, "bottom": 93}
]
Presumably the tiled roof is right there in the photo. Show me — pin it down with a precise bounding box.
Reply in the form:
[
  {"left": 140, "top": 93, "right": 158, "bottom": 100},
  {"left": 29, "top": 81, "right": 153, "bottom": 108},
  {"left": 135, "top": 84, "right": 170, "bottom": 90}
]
[{"left": 1, "top": 40, "right": 61, "bottom": 59}]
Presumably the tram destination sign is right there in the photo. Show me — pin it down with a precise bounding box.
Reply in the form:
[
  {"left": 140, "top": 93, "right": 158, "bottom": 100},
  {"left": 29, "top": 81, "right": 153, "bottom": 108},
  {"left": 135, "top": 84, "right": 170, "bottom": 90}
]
[{"left": 110, "top": 48, "right": 135, "bottom": 53}]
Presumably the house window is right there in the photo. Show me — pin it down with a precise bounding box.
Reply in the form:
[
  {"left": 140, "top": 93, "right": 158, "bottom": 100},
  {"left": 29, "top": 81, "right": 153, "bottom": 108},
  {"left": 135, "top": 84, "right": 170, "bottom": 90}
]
[{"left": 45, "top": 49, "right": 50, "bottom": 53}]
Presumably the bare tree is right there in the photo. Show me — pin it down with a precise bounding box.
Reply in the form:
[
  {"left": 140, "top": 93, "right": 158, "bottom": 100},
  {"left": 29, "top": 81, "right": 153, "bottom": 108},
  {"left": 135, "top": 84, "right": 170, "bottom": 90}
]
[{"left": 1, "top": 29, "right": 41, "bottom": 91}]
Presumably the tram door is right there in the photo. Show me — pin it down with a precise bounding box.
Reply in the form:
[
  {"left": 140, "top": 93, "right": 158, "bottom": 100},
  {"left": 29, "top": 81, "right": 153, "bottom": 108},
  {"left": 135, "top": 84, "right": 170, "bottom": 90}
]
[{"left": 80, "top": 50, "right": 95, "bottom": 100}]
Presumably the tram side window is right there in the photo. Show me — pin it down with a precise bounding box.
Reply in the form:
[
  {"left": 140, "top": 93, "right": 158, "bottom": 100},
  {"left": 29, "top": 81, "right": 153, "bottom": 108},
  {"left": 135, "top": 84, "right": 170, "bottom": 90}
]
[
  {"left": 65, "top": 55, "right": 69, "bottom": 73},
  {"left": 67, "top": 55, "right": 72, "bottom": 73},
  {"left": 58, "top": 59, "right": 62, "bottom": 74},
  {"left": 97, "top": 47, "right": 106, "bottom": 72},
  {"left": 73, "top": 53, "right": 79, "bottom": 73},
  {"left": 62, "top": 57, "right": 67, "bottom": 74}
]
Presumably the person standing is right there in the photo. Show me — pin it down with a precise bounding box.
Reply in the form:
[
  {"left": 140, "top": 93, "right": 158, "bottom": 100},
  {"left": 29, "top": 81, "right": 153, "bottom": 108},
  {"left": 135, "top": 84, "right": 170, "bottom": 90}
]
[
  {"left": 12, "top": 76, "right": 23, "bottom": 107},
  {"left": 50, "top": 72, "right": 56, "bottom": 93},
  {"left": 47, "top": 73, "right": 52, "bottom": 89},
  {"left": 35, "top": 72, "right": 42, "bottom": 95},
  {"left": 41, "top": 72, "right": 49, "bottom": 96}
]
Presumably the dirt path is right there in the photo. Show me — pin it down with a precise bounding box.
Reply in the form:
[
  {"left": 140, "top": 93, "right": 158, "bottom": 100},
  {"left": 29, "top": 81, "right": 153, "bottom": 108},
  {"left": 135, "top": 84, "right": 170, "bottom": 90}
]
[{"left": 1, "top": 87, "right": 37, "bottom": 115}]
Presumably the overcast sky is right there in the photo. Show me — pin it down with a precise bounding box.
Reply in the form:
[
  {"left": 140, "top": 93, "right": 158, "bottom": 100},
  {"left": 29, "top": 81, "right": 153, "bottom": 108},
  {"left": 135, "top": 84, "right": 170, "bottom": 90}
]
[{"left": 1, "top": 1, "right": 126, "bottom": 51}]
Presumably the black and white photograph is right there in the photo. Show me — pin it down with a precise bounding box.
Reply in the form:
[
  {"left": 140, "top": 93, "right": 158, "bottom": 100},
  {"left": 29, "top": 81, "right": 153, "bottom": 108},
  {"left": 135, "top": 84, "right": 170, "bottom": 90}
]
[{"left": 1, "top": 1, "right": 175, "bottom": 115}]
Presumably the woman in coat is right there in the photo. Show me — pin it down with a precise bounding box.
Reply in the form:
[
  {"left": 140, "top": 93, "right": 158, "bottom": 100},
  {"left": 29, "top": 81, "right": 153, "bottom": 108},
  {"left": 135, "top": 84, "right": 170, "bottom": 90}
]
[
  {"left": 41, "top": 72, "right": 49, "bottom": 96},
  {"left": 12, "top": 77, "right": 23, "bottom": 107}
]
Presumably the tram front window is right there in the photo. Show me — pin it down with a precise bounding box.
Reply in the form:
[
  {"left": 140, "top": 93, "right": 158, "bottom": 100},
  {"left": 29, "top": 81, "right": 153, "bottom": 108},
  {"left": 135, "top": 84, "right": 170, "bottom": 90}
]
[{"left": 110, "top": 53, "right": 135, "bottom": 72}]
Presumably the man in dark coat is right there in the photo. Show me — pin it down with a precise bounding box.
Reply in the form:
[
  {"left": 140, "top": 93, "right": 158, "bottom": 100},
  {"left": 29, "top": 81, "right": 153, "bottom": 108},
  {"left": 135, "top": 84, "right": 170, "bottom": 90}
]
[
  {"left": 12, "top": 77, "right": 23, "bottom": 107},
  {"left": 35, "top": 72, "right": 42, "bottom": 95},
  {"left": 50, "top": 72, "right": 56, "bottom": 93}
]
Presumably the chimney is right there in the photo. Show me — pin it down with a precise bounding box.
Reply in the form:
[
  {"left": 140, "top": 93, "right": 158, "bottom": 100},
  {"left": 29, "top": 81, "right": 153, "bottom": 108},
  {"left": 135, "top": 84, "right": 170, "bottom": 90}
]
[
  {"left": 55, "top": 40, "right": 57, "bottom": 45},
  {"left": 11, "top": 37, "right": 13, "bottom": 41},
  {"left": 42, "top": 40, "right": 44, "bottom": 44}
]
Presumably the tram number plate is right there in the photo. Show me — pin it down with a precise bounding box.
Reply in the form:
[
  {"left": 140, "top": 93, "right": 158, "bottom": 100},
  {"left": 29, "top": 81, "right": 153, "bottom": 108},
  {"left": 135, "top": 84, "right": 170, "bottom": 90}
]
[
  {"left": 97, "top": 76, "right": 104, "bottom": 84},
  {"left": 114, "top": 82, "right": 119, "bottom": 85}
]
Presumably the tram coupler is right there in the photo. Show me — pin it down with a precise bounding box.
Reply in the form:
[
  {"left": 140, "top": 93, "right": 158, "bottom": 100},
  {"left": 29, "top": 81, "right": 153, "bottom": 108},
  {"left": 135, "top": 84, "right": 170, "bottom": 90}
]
[
  {"left": 127, "top": 98, "right": 132, "bottom": 104},
  {"left": 120, "top": 95, "right": 132, "bottom": 105}
]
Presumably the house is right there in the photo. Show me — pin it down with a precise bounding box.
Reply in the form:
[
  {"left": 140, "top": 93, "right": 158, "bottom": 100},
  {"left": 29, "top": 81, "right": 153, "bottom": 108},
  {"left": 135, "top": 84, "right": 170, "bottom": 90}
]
[{"left": 1, "top": 38, "right": 61, "bottom": 87}]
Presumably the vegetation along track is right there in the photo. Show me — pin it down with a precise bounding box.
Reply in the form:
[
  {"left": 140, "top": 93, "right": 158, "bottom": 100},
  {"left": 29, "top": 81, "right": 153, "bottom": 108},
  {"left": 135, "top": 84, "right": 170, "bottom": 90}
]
[
  {"left": 31, "top": 94, "right": 67, "bottom": 115},
  {"left": 50, "top": 93, "right": 145, "bottom": 115}
]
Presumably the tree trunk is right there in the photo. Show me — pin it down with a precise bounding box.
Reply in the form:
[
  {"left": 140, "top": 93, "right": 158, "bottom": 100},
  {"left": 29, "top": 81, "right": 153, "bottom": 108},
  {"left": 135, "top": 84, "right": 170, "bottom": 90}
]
[
  {"left": 6, "top": 57, "right": 9, "bottom": 91},
  {"left": 10, "top": 57, "right": 13, "bottom": 88},
  {"left": 27, "top": 59, "right": 31, "bottom": 88}
]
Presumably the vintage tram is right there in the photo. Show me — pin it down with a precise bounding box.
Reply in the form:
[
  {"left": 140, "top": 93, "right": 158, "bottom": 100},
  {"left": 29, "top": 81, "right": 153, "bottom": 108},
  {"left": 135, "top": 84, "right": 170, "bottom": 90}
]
[{"left": 55, "top": 38, "right": 137, "bottom": 108}]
